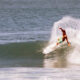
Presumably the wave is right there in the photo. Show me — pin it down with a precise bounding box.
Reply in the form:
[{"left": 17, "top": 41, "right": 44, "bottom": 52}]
[
  {"left": 0, "top": 41, "right": 44, "bottom": 59},
  {"left": 0, "top": 31, "right": 49, "bottom": 44},
  {"left": 1, "top": 16, "right": 80, "bottom": 67},
  {"left": 0, "top": 41, "right": 46, "bottom": 67}
]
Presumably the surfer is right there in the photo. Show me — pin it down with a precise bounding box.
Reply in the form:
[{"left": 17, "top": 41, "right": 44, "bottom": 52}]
[{"left": 56, "top": 27, "right": 70, "bottom": 46}]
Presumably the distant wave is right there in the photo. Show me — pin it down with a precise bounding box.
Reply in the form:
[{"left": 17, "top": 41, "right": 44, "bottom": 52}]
[{"left": 0, "top": 31, "right": 50, "bottom": 44}]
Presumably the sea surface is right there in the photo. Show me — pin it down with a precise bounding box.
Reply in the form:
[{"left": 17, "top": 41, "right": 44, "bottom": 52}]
[{"left": 0, "top": 0, "right": 80, "bottom": 80}]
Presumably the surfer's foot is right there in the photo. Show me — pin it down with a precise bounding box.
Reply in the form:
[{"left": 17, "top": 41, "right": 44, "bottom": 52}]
[
  {"left": 56, "top": 43, "right": 59, "bottom": 45},
  {"left": 68, "top": 43, "right": 71, "bottom": 46}
]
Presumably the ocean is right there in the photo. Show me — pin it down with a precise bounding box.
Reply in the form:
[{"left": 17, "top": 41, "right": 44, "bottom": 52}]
[{"left": 0, "top": 0, "right": 80, "bottom": 80}]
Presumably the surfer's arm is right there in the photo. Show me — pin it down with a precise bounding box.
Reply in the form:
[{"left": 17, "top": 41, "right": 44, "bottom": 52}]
[
  {"left": 59, "top": 27, "right": 65, "bottom": 31},
  {"left": 59, "top": 28, "right": 64, "bottom": 32}
]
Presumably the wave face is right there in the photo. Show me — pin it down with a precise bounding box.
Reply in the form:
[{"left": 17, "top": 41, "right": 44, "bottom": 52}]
[
  {"left": 0, "top": 42, "right": 44, "bottom": 59},
  {"left": 0, "top": 41, "right": 45, "bottom": 67},
  {"left": 46, "top": 16, "right": 80, "bottom": 64}
]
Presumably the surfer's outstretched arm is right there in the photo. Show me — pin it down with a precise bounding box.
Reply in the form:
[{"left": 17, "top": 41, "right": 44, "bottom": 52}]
[{"left": 59, "top": 27, "right": 65, "bottom": 33}]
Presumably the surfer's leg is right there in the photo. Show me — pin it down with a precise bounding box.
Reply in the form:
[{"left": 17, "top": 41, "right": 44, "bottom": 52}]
[
  {"left": 62, "top": 37, "right": 65, "bottom": 41},
  {"left": 65, "top": 37, "right": 70, "bottom": 46},
  {"left": 65, "top": 37, "right": 69, "bottom": 43}
]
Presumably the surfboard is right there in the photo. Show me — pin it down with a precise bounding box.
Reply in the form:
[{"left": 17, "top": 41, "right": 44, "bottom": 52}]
[
  {"left": 43, "top": 41, "right": 66, "bottom": 54},
  {"left": 43, "top": 43, "right": 57, "bottom": 54}
]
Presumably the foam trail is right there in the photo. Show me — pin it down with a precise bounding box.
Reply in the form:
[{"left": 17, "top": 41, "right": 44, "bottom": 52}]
[
  {"left": 43, "top": 16, "right": 80, "bottom": 64},
  {"left": 68, "top": 46, "right": 80, "bottom": 64}
]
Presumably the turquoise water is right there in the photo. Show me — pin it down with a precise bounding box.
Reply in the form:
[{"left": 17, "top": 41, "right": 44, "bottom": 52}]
[{"left": 0, "top": 0, "right": 80, "bottom": 80}]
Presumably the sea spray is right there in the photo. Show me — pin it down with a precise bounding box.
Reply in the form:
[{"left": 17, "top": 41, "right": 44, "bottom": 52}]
[
  {"left": 68, "top": 46, "right": 80, "bottom": 64},
  {"left": 49, "top": 16, "right": 80, "bottom": 44},
  {"left": 43, "top": 16, "right": 80, "bottom": 64}
]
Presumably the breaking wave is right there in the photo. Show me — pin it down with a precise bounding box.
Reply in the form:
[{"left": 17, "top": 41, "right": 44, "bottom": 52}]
[{"left": 45, "top": 16, "right": 80, "bottom": 65}]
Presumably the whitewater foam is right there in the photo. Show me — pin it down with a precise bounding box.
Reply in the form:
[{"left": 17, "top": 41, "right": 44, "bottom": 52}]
[{"left": 44, "top": 16, "right": 80, "bottom": 64}]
